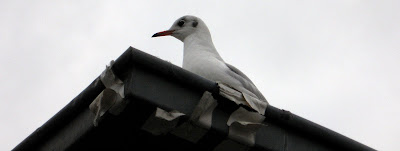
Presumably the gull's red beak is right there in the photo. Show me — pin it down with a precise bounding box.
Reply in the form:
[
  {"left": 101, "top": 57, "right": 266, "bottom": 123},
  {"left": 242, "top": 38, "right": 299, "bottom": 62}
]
[{"left": 152, "top": 30, "right": 175, "bottom": 37}]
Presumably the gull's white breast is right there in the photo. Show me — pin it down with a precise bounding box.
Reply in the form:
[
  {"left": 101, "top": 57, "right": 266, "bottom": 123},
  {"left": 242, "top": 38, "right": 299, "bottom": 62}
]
[{"left": 183, "top": 51, "right": 242, "bottom": 88}]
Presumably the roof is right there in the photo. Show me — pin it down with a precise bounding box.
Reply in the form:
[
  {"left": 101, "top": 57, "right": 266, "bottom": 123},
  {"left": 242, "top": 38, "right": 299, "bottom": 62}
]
[{"left": 13, "top": 46, "right": 375, "bottom": 151}]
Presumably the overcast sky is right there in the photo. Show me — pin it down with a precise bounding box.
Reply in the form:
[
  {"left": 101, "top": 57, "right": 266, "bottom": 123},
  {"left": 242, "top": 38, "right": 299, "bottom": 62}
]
[{"left": 1, "top": 1, "right": 399, "bottom": 150}]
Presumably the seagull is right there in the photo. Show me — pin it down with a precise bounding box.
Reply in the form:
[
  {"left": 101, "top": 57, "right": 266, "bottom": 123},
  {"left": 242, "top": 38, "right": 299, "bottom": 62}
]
[{"left": 152, "top": 15, "right": 267, "bottom": 104}]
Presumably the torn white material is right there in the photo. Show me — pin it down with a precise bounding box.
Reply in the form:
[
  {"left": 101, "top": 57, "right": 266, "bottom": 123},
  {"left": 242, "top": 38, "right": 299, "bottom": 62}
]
[
  {"left": 155, "top": 108, "right": 185, "bottom": 121},
  {"left": 89, "top": 89, "right": 118, "bottom": 126},
  {"left": 141, "top": 107, "right": 185, "bottom": 136},
  {"left": 170, "top": 91, "right": 218, "bottom": 143},
  {"left": 151, "top": 91, "right": 216, "bottom": 124},
  {"left": 142, "top": 91, "right": 218, "bottom": 143},
  {"left": 141, "top": 110, "right": 180, "bottom": 135},
  {"left": 189, "top": 91, "right": 218, "bottom": 129},
  {"left": 227, "top": 107, "right": 265, "bottom": 126},
  {"left": 89, "top": 61, "right": 127, "bottom": 126},
  {"left": 227, "top": 107, "right": 265, "bottom": 146},
  {"left": 218, "top": 82, "right": 268, "bottom": 115},
  {"left": 100, "top": 60, "right": 125, "bottom": 98}
]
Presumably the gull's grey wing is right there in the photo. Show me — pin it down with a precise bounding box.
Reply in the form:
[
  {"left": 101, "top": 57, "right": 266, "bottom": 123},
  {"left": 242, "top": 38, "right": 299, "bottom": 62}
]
[{"left": 225, "top": 63, "right": 267, "bottom": 101}]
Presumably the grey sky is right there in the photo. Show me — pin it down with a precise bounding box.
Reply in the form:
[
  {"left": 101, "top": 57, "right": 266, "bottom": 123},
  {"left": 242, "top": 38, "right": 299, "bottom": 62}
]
[{"left": 1, "top": 1, "right": 399, "bottom": 150}]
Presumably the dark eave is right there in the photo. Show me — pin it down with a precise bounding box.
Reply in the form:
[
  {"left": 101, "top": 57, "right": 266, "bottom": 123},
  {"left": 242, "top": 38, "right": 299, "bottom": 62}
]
[{"left": 13, "top": 47, "right": 375, "bottom": 151}]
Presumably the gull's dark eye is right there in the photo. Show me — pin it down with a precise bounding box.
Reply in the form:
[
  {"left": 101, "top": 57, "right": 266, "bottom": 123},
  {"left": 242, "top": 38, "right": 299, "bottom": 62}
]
[{"left": 178, "top": 20, "right": 185, "bottom": 27}]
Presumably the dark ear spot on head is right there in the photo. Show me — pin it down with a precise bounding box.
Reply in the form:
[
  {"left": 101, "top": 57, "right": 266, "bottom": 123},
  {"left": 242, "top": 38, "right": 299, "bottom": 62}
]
[{"left": 192, "top": 21, "right": 198, "bottom": 27}]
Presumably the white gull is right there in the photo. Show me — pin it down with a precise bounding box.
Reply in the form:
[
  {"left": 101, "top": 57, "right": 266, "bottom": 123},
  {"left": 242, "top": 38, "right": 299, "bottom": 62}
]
[{"left": 152, "top": 15, "right": 267, "bottom": 104}]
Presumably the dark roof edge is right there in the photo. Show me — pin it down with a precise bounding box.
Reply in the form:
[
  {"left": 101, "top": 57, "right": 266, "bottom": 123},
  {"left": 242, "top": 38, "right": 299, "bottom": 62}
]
[{"left": 13, "top": 46, "right": 375, "bottom": 151}]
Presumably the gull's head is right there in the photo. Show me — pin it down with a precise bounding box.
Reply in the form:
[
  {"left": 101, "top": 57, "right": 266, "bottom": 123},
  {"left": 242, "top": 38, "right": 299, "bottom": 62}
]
[{"left": 152, "top": 15, "right": 209, "bottom": 42}]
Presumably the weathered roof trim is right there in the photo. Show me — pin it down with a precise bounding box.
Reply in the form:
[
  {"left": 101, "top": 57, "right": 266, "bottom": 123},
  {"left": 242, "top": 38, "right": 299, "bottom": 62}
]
[{"left": 13, "top": 47, "right": 375, "bottom": 151}]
